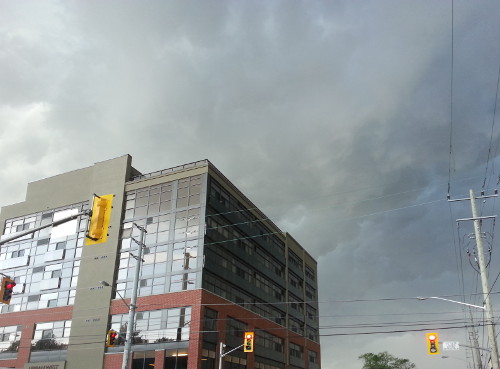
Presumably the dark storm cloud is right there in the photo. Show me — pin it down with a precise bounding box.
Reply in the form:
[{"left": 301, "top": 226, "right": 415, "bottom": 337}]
[{"left": 1, "top": 1, "right": 500, "bottom": 368}]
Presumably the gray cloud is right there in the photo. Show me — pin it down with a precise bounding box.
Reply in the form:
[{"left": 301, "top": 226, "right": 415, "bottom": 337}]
[{"left": 1, "top": 0, "right": 500, "bottom": 368}]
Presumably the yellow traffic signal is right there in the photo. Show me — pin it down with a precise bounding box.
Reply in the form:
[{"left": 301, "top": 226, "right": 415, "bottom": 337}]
[
  {"left": 426, "top": 332, "right": 439, "bottom": 355},
  {"left": 0, "top": 277, "right": 16, "bottom": 304},
  {"left": 106, "top": 329, "right": 118, "bottom": 347},
  {"left": 86, "top": 194, "right": 113, "bottom": 245},
  {"left": 243, "top": 331, "right": 254, "bottom": 352}
]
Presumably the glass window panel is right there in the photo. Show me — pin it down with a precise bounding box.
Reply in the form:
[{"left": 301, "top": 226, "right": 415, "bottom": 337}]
[
  {"left": 177, "top": 188, "right": 189, "bottom": 198},
  {"left": 117, "top": 269, "right": 127, "bottom": 280},
  {"left": 147, "top": 204, "right": 160, "bottom": 216},
  {"left": 135, "top": 197, "right": 149, "bottom": 207},
  {"left": 121, "top": 238, "right": 132, "bottom": 249},
  {"left": 119, "top": 258, "right": 129, "bottom": 268},
  {"left": 152, "top": 284, "right": 164, "bottom": 295},
  {"left": 160, "top": 201, "right": 171, "bottom": 212},
  {"left": 189, "top": 194, "right": 201, "bottom": 206},
  {"left": 51, "top": 209, "right": 79, "bottom": 238},
  {"left": 144, "top": 234, "right": 157, "bottom": 246},
  {"left": 174, "top": 228, "right": 186, "bottom": 239},
  {"left": 176, "top": 197, "right": 188, "bottom": 208},
  {"left": 149, "top": 193, "right": 160, "bottom": 204},
  {"left": 146, "top": 222, "right": 158, "bottom": 233},
  {"left": 134, "top": 206, "right": 147, "bottom": 218},
  {"left": 141, "top": 264, "right": 154, "bottom": 276},
  {"left": 157, "top": 231, "right": 169, "bottom": 243},
  {"left": 155, "top": 252, "right": 167, "bottom": 263},
  {"left": 158, "top": 221, "right": 170, "bottom": 232},
  {"left": 190, "top": 184, "right": 201, "bottom": 194}
]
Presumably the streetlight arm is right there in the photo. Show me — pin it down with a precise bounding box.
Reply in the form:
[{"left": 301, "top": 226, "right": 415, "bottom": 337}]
[
  {"left": 100, "top": 281, "right": 130, "bottom": 309},
  {"left": 417, "top": 296, "right": 486, "bottom": 310}
]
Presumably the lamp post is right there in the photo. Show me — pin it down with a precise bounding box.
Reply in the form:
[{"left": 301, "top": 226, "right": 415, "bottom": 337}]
[{"left": 418, "top": 295, "right": 488, "bottom": 369}]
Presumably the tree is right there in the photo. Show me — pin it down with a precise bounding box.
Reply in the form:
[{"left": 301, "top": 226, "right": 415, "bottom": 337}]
[{"left": 359, "top": 351, "right": 416, "bottom": 369}]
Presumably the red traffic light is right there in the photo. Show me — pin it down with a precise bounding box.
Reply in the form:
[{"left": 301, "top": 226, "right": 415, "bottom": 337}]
[
  {"left": 0, "top": 277, "right": 16, "bottom": 304},
  {"left": 428, "top": 334, "right": 436, "bottom": 341},
  {"left": 107, "top": 329, "right": 118, "bottom": 347}
]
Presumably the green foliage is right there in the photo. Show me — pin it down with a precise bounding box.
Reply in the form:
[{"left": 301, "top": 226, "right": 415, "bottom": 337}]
[
  {"left": 31, "top": 338, "right": 66, "bottom": 351},
  {"left": 359, "top": 351, "right": 416, "bottom": 369}
]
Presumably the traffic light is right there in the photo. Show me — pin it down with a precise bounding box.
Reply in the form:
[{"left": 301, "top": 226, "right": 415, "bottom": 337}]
[
  {"left": 426, "top": 332, "right": 439, "bottom": 355},
  {"left": 243, "top": 331, "right": 254, "bottom": 353},
  {"left": 85, "top": 194, "right": 113, "bottom": 245},
  {"left": 0, "top": 277, "right": 16, "bottom": 304},
  {"left": 106, "top": 330, "right": 118, "bottom": 347}
]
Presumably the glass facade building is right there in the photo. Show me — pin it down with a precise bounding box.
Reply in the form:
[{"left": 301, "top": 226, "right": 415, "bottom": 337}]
[{"left": 0, "top": 155, "right": 320, "bottom": 369}]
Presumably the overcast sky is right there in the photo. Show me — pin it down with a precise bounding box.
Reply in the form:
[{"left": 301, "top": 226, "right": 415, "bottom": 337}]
[{"left": 2, "top": 1, "right": 500, "bottom": 368}]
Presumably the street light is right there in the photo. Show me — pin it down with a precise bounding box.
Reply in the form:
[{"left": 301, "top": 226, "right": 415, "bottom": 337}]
[
  {"left": 417, "top": 296, "right": 486, "bottom": 310},
  {"left": 418, "top": 295, "right": 488, "bottom": 368},
  {"left": 100, "top": 281, "right": 130, "bottom": 309}
]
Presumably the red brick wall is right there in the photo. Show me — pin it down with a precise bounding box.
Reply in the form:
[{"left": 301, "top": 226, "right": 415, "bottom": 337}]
[
  {"left": 0, "top": 305, "right": 73, "bottom": 368},
  {"left": 0, "top": 289, "right": 320, "bottom": 369}
]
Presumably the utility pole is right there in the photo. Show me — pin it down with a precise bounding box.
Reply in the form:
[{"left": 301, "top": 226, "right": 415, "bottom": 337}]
[
  {"left": 469, "top": 189, "right": 500, "bottom": 369},
  {"left": 121, "top": 223, "right": 146, "bottom": 369},
  {"left": 468, "top": 309, "right": 483, "bottom": 369}
]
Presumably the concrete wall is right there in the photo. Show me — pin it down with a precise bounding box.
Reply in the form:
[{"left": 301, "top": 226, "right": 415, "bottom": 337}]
[
  {"left": 0, "top": 155, "right": 133, "bottom": 369},
  {"left": 65, "top": 155, "right": 132, "bottom": 369}
]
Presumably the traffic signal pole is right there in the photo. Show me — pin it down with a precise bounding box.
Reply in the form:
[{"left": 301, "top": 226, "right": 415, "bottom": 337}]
[
  {"left": 0, "top": 210, "right": 91, "bottom": 246},
  {"left": 469, "top": 189, "right": 500, "bottom": 369},
  {"left": 218, "top": 342, "right": 245, "bottom": 369}
]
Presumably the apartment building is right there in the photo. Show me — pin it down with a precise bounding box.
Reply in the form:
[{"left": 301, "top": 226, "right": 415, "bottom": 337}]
[{"left": 0, "top": 155, "right": 320, "bottom": 369}]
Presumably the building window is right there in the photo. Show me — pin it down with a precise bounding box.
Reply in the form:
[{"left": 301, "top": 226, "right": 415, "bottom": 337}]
[
  {"left": 309, "top": 350, "right": 317, "bottom": 363},
  {"left": 305, "top": 266, "right": 315, "bottom": 282},
  {"left": 289, "top": 294, "right": 304, "bottom": 314},
  {"left": 255, "top": 360, "right": 284, "bottom": 369},
  {"left": 289, "top": 318, "right": 304, "bottom": 336},
  {"left": 32, "top": 320, "right": 71, "bottom": 351},
  {"left": 110, "top": 306, "right": 191, "bottom": 344},
  {"left": 305, "top": 284, "right": 316, "bottom": 300},
  {"left": 288, "top": 251, "right": 303, "bottom": 271},
  {"left": 0, "top": 325, "right": 22, "bottom": 358},
  {"left": 203, "top": 308, "right": 218, "bottom": 332},
  {"left": 306, "top": 305, "right": 317, "bottom": 322},
  {"left": 288, "top": 272, "right": 303, "bottom": 292},
  {"left": 225, "top": 317, "right": 247, "bottom": 340},
  {"left": 307, "top": 326, "right": 319, "bottom": 342},
  {"left": 255, "top": 330, "right": 283, "bottom": 353},
  {"left": 289, "top": 342, "right": 303, "bottom": 359},
  {"left": 0, "top": 203, "right": 87, "bottom": 313}
]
